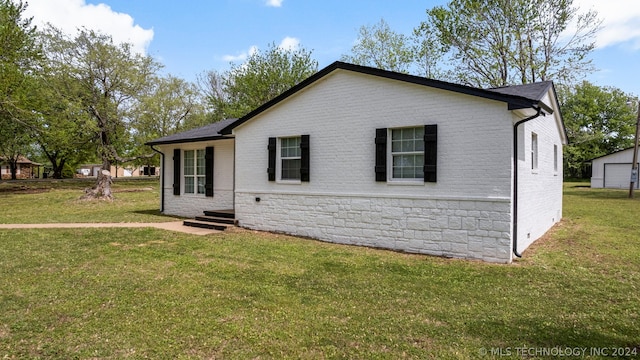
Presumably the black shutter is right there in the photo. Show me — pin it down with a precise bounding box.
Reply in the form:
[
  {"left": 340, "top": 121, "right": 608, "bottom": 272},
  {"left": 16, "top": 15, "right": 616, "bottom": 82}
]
[
  {"left": 424, "top": 124, "right": 437, "bottom": 182},
  {"left": 205, "top": 146, "right": 214, "bottom": 197},
  {"left": 375, "top": 128, "right": 387, "bottom": 181},
  {"left": 300, "top": 135, "right": 310, "bottom": 182},
  {"left": 173, "top": 149, "right": 181, "bottom": 195},
  {"left": 267, "top": 137, "right": 276, "bottom": 181}
]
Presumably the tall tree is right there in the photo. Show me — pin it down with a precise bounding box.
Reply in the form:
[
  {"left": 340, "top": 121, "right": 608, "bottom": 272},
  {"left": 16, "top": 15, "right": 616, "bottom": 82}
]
[
  {"left": 341, "top": 19, "right": 415, "bottom": 73},
  {"left": 559, "top": 81, "right": 638, "bottom": 178},
  {"left": 31, "top": 71, "right": 95, "bottom": 179},
  {"left": 44, "top": 27, "right": 160, "bottom": 198},
  {"left": 131, "top": 75, "right": 206, "bottom": 170},
  {"left": 420, "top": 0, "right": 601, "bottom": 87},
  {"left": 202, "top": 43, "right": 318, "bottom": 120},
  {"left": 0, "top": 0, "right": 42, "bottom": 177}
]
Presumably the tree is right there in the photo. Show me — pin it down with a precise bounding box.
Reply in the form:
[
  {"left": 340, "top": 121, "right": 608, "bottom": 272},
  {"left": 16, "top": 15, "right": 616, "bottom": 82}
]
[
  {"left": 202, "top": 43, "right": 318, "bottom": 120},
  {"left": 0, "top": 0, "right": 42, "bottom": 178},
  {"left": 0, "top": 0, "right": 41, "bottom": 121},
  {"left": 30, "top": 72, "right": 95, "bottom": 179},
  {"left": 131, "top": 75, "right": 206, "bottom": 170},
  {"left": 0, "top": 118, "right": 31, "bottom": 179},
  {"left": 420, "top": 0, "right": 601, "bottom": 87},
  {"left": 558, "top": 81, "right": 638, "bottom": 178},
  {"left": 341, "top": 19, "right": 415, "bottom": 73},
  {"left": 44, "top": 27, "right": 161, "bottom": 198}
]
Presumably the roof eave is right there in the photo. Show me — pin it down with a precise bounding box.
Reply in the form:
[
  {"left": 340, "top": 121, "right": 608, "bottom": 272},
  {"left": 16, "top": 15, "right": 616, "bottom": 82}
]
[
  {"left": 145, "top": 135, "right": 233, "bottom": 146},
  {"left": 219, "top": 61, "right": 557, "bottom": 134}
]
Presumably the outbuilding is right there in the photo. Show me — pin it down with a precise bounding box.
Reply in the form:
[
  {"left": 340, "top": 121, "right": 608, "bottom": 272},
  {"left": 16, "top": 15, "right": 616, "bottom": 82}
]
[{"left": 590, "top": 148, "right": 640, "bottom": 189}]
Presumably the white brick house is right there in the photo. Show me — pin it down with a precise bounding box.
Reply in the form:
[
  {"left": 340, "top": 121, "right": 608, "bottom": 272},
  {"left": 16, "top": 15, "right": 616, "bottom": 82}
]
[{"left": 148, "top": 62, "right": 566, "bottom": 263}]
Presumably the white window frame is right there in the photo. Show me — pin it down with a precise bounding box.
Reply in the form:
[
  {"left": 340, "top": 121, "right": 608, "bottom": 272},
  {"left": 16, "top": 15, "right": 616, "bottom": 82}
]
[
  {"left": 388, "top": 126, "right": 425, "bottom": 183},
  {"left": 183, "top": 149, "right": 206, "bottom": 195},
  {"left": 277, "top": 136, "right": 301, "bottom": 183},
  {"left": 531, "top": 132, "right": 538, "bottom": 172}
]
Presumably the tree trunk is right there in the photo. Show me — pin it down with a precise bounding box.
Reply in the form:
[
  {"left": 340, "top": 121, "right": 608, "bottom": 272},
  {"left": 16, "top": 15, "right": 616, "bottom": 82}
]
[
  {"left": 51, "top": 159, "right": 65, "bottom": 179},
  {"left": 9, "top": 161, "right": 18, "bottom": 180}
]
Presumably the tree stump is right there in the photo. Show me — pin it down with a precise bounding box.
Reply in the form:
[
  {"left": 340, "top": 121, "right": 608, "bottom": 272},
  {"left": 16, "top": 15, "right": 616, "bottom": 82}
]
[{"left": 80, "top": 170, "right": 114, "bottom": 201}]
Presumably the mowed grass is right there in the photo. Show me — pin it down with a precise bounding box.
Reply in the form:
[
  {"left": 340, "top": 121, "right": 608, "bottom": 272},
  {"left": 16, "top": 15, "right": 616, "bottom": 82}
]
[
  {"left": 0, "top": 181, "right": 638, "bottom": 359},
  {"left": 0, "top": 178, "right": 173, "bottom": 223}
]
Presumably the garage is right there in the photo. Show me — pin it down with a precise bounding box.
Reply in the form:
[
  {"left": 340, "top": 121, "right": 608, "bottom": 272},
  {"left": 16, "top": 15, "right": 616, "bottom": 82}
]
[
  {"left": 603, "top": 163, "right": 639, "bottom": 189},
  {"left": 591, "top": 148, "right": 640, "bottom": 189}
]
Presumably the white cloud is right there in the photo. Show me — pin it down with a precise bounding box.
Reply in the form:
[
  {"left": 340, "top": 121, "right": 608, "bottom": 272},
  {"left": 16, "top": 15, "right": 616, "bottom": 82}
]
[
  {"left": 278, "top": 36, "right": 300, "bottom": 51},
  {"left": 24, "top": 0, "right": 153, "bottom": 55},
  {"left": 221, "top": 36, "right": 299, "bottom": 64},
  {"left": 222, "top": 45, "right": 259, "bottom": 62},
  {"left": 265, "top": 0, "right": 283, "bottom": 7},
  {"left": 573, "top": 0, "right": 640, "bottom": 49}
]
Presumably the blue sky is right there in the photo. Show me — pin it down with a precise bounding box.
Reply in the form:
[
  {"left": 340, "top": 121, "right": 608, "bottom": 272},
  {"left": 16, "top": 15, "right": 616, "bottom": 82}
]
[{"left": 24, "top": 0, "right": 640, "bottom": 97}]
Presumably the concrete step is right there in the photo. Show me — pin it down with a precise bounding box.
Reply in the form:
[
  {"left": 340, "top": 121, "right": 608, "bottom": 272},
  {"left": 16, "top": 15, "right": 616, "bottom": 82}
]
[
  {"left": 194, "top": 215, "right": 235, "bottom": 225},
  {"left": 203, "top": 210, "right": 235, "bottom": 219},
  {"left": 182, "top": 220, "right": 227, "bottom": 231}
]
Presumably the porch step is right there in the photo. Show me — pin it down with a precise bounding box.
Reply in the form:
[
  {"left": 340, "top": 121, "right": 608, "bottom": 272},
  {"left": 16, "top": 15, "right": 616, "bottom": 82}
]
[
  {"left": 203, "top": 210, "right": 235, "bottom": 219},
  {"left": 182, "top": 220, "right": 228, "bottom": 231},
  {"left": 194, "top": 215, "right": 235, "bottom": 225},
  {"left": 183, "top": 209, "right": 235, "bottom": 232}
]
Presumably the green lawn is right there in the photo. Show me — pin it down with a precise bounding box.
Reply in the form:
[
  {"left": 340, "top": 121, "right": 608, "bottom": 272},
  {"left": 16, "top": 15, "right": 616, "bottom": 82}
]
[
  {"left": 0, "top": 178, "right": 174, "bottom": 223},
  {"left": 0, "top": 181, "right": 638, "bottom": 359}
]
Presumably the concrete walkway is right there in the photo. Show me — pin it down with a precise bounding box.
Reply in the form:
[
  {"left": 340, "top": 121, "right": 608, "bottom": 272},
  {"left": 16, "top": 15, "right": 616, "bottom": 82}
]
[{"left": 0, "top": 221, "right": 220, "bottom": 235}]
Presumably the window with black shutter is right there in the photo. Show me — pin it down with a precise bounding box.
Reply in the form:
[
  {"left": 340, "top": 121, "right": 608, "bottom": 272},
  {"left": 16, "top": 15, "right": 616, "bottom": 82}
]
[{"left": 378, "top": 125, "right": 437, "bottom": 183}]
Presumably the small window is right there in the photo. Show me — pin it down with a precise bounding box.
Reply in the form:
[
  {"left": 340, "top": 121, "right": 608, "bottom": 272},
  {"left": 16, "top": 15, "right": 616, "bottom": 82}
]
[
  {"left": 184, "top": 149, "right": 206, "bottom": 194},
  {"left": 531, "top": 133, "right": 538, "bottom": 171},
  {"left": 553, "top": 144, "right": 558, "bottom": 173},
  {"left": 280, "top": 137, "right": 301, "bottom": 181},
  {"left": 391, "top": 127, "right": 424, "bottom": 180}
]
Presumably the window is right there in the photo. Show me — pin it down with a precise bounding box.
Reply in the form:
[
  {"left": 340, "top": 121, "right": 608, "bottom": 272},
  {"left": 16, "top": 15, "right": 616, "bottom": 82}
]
[
  {"left": 531, "top": 133, "right": 538, "bottom": 171},
  {"left": 375, "top": 125, "right": 436, "bottom": 183},
  {"left": 268, "top": 135, "right": 309, "bottom": 182},
  {"left": 553, "top": 144, "right": 558, "bottom": 173},
  {"left": 391, "top": 127, "right": 425, "bottom": 180},
  {"left": 184, "top": 149, "right": 206, "bottom": 194},
  {"left": 280, "top": 137, "right": 301, "bottom": 181}
]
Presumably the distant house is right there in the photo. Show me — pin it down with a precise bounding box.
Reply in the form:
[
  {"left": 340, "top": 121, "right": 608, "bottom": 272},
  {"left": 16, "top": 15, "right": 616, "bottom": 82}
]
[
  {"left": 590, "top": 148, "right": 640, "bottom": 189},
  {"left": 147, "top": 61, "right": 566, "bottom": 263},
  {"left": 0, "top": 156, "right": 42, "bottom": 179},
  {"left": 77, "top": 164, "right": 159, "bottom": 178}
]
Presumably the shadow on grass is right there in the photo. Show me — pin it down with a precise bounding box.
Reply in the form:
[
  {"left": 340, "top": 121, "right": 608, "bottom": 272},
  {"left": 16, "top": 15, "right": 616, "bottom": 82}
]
[
  {"left": 564, "top": 186, "right": 639, "bottom": 200},
  {"left": 130, "top": 209, "right": 181, "bottom": 219}
]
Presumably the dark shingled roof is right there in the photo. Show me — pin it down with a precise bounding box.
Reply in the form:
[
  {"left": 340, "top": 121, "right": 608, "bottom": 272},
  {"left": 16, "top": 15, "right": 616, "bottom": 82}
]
[
  {"left": 487, "top": 81, "right": 554, "bottom": 101},
  {"left": 146, "top": 118, "right": 237, "bottom": 145}
]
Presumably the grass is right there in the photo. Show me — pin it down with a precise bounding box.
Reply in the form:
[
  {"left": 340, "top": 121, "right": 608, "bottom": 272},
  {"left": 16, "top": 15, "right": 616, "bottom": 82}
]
[
  {"left": 0, "top": 180, "right": 639, "bottom": 359},
  {"left": 0, "top": 178, "right": 174, "bottom": 223}
]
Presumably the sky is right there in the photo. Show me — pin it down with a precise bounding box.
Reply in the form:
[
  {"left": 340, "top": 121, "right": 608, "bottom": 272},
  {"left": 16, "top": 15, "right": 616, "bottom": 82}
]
[{"left": 23, "top": 0, "right": 640, "bottom": 97}]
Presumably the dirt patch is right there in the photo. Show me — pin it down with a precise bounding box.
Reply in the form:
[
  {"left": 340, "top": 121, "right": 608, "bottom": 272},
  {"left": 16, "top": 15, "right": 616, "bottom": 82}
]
[
  {"left": 0, "top": 186, "right": 51, "bottom": 194},
  {"left": 113, "top": 187, "right": 154, "bottom": 193}
]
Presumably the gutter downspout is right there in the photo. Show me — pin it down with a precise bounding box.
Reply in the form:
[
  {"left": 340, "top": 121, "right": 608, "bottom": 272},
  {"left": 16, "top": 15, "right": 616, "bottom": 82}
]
[
  {"left": 150, "top": 145, "right": 165, "bottom": 213},
  {"left": 512, "top": 106, "right": 543, "bottom": 258}
]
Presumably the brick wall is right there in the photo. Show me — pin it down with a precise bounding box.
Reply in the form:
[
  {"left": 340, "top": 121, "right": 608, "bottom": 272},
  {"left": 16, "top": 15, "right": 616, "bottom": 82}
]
[
  {"left": 157, "top": 138, "right": 234, "bottom": 217},
  {"left": 233, "top": 70, "right": 518, "bottom": 263},
  {"left": 236, "top": 192, "right": 512, "bottom": 263}
]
